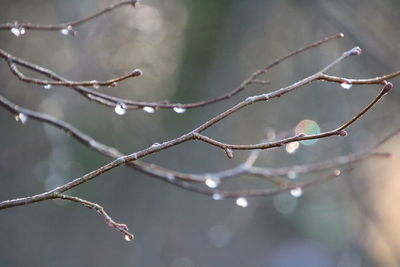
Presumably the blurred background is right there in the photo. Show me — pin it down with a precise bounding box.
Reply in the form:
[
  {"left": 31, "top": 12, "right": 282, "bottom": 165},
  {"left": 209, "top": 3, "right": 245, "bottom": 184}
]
[{"left": 0, "top": 0, "right": 400, "bottom": 266}]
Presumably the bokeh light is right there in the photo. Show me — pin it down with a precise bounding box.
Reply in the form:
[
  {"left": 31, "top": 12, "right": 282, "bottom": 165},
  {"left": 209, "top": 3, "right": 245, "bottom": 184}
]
[{"left": 295, "top": 119, "right": 321, "bottom": 146}]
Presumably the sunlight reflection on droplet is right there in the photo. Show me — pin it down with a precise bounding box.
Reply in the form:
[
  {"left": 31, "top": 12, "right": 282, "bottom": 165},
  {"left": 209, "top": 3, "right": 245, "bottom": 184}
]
[
  {"left": 44, "top": 84, "right": 52, "bottom": 90},
  {"left": 143, "top": 106, "right": 155, "bottom": 113},
  {"left": 295, "top": 120, "right": 321, "bottom": 145},
  {"left": 173, "top": 106, "right": 186, "bottom": 114},
  {"left": 15, "top": 113, "right": 28, "bottom": 124},
  {"left": 11, "top": 27, "right": 22, "bottom": 36},
  {"left": 341, "top": 82, "right": 352, "bottom": 89},
  {"left": 290, "top": 187, "right": 303, "bottom": 198},
  {"left": 114, "top": 103, "right": 127, "bottom": 115},
  {"left": 125, "top": 235, "right": 133, "bottom": 241},
  {"left": 286, "top": 142, "right": 299, "bottom": 154},
  {"left": 60, "top": 28, "right": 69, "bottom": 35},
  {"left": 334, "top": 169, "right": 341, "bottom": 176},
  {"left": 205, "top": 176, "right": 220, "bottom": 189},
  {"left": 236, "top": 197, "right": 248, "bottom": 208}
]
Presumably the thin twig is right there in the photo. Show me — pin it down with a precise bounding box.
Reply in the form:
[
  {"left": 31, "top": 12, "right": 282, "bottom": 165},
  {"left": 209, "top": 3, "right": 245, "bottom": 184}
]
[
  {"left": 7, "top": 60, "right": 143, "bottom": 88},
  {"left": 0, "top": 34, "right": 344, "bottom": 110},
  {"left": 0, "top": 0, "right": 140, "bottom": 32},
  {"left": 55, "top": 194, "right": 134, "bottom": 241}
]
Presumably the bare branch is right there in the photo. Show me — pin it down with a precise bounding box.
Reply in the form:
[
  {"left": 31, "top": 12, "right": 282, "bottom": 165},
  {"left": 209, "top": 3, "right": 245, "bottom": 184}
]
[
  {"left": 0, "top": 0, "right": 140, "bottom": 33},
  {"left": 7, "top": 60, "right": 143, "bottom": 88},
  {"left": 55, "top": 194, "right": 134, "bottom": 241},
  {"left": 0, "top": 34, "right": 344, "bottom": 111}
]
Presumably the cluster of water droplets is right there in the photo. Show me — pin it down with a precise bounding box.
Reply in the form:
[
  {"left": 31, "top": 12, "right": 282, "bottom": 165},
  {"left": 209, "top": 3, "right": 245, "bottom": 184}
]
[
  {"left": 11, "top": 26, "right": 25, "bottom": 37},
  {"left": 60, "top": 25, "right": 76, "bottom": 36},
  {"left": 15, "top": 113, "right": 28, "bottom": 124}
]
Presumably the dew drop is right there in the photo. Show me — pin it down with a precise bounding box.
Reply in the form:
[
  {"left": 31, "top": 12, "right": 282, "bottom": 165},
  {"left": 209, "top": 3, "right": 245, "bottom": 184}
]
[
  {"left": 15, "top": 113, "right": 28, "bottom": 124},
  {"left": 236, "top": 197, "right": 248, "bottom": 208},
  {"left": 44, "top": 84, "right": 52, "bottom": 90},
  {"left": 205, "top": 176, "right": 220, "bottom": 189},
  {"left": 285, "top": 142, "right": 299, "bottom": 154},
  {"left": 11, "top": 27, "right": 21, "bottom": 36},
  {"left": 19, "top": 27, "right": 26, "bottom": 35},
  {"left": 290, "top": 187, "right": 303, "bottom": 198},
  {"left": 166, "top": 173, "right": 175, "bottom": 181},
  {"left": 143, "top": 106, "right": 155, "bottom": 113},
  {"left": 109, "top": 82, "right": 118, "bottom": 88},
  {"left": 334, "top": 169, "right": 341, "bottom": 176},
  {"left": 125, "top": 235, "right": 133, "bottom": 241},
  {"left": 114, "top": 103, "right": 127, "bottom": 115},
  {"left": 341, "top": 82, "right": 352, "bottom": 89},
  {"left": 60, "top": 25, "right": 73, "bottom": 36},
  {"left": 60, "top": 28, "right": 69, "bottom": 35},
  {"left": 173, "top": 106, "right": 186, "bottom": 114},
  {"left": 212, "top": 193, "right": 223, "bottom": 200},
  {"left": 91, "top": 80, "right": 99, "bottom": 89},
  {"left": 151, "top": 142, "right": 160, "bottom": 147},
  {"left": 287, "top": 170, "right": 298, "bottom": 180}
]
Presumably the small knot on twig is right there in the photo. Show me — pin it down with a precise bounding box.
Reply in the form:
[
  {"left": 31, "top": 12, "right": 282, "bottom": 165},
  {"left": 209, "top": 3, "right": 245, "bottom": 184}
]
[
  {"left": 382, "top": 81, "right": 394, "bottom": 94},
  {"left": 348, "top": 46, "right": 362, "bottom": 56}
]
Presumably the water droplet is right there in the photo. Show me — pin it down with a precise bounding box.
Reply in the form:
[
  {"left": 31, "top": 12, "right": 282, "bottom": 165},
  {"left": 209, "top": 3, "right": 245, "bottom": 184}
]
[
  {"left": 151, "top": 142, "right": 160, "bottom": 147},
  {"left": 143, "top": 106, "right": 155, "bottom": 113},
  {"left": 124, "top": 234, "right": 133, "bottom": 241},
  {"left": 334, "top": 169, "right": 341, "bottom": 176},
  {"left": 290, "top": 187, "right": 303, "bottom": 198},
  {"left": 285, "top": 142, "right": 299, "bottom": 154},
  {"left": 91, "top": 80, "right": 99, "bottom": 89},
  {"left": 212, "top": 193, "right": 223, "bottom": 200},
  {"left": 19, "top": 27, "right": 25, "bottom": 35},
  {"left": 11, "top": 27, "right": 21, "bottom": 36},
  {"left": 44, "top": 84, "right": 52, "bottom": 90},
  {"left": 341, "top": 82, "right": 352, "bottom": 89},
  {"left": 205, "top": 176, "right": 220, "bottom": 189},
  {"left": 287, "top": 171, "right": 298, "bottom": 179},
  {"left": 109, "top": 82, "right": 117, "bottom": 88},
  {"left": 15, "top": 113, "right": 28, "bottom": 124},
  {"left": 173, "top": 106, "right": 186, "bottom": 114},
  {"left": 236, "top": 197, "right": 248, "bottom": 208},
  {"left": 60, "top": 25, "right": 74, "bottom": 36},
  {"left": 60, "top": 28, "right": 69, "bottom": 35},
  {"left": 166, "top": 173, "right": 175, "bottom": 181},
  {"left": 114, "top": 103, "right": 127, "bottom": 115}
]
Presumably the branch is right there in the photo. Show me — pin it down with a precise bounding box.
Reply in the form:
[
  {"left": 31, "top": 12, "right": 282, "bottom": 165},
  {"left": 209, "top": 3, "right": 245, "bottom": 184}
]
[
  {"left": 0, "top": 0, "right": 140, "bottom": 34},
  {"left": 0, "top": 34, "right": 344, "bottom": 111},
  {"left": 7, "top": 59, "right": 143, "bottom": 88},
  {"left": 193, "top": 81, "right": 393, "bottom": 153},
  {"left": 55, "top": 194, "right": 134, "bottom": 241}
]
